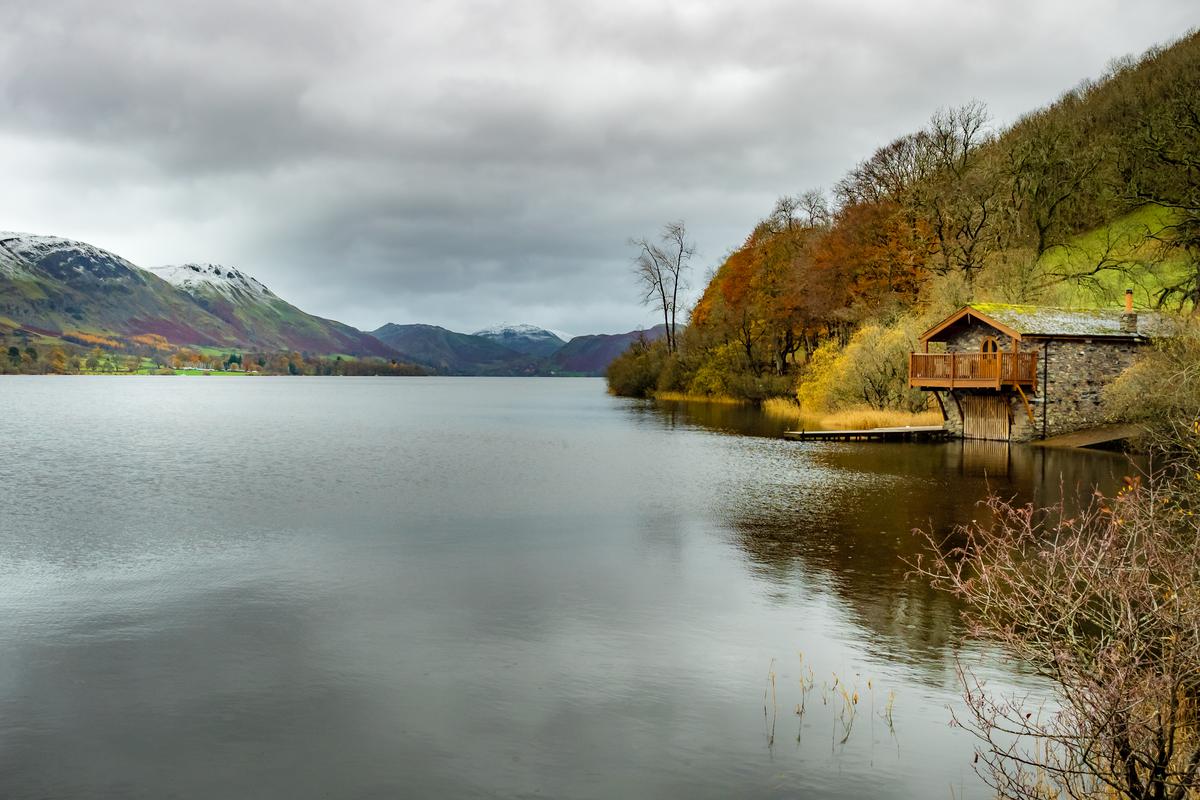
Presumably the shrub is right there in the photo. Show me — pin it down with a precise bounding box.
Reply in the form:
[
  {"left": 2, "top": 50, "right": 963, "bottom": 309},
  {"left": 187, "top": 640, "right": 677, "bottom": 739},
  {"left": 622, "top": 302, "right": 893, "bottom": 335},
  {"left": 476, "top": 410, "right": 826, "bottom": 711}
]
[
  {"left": 1105, "top": 315, "right": 1200, "bottom": 455},
  {"left": 796, "top": 319, "right": 927, "bottom": 412},
  {"left": 606, "top": 337, "right": 668, "bottom": 398},
  {"left": 917, "top": 456, "right": 1200, "bottom": 799},
  {"left": 685, "top": 341, "right": 744, "bottom": 398}
]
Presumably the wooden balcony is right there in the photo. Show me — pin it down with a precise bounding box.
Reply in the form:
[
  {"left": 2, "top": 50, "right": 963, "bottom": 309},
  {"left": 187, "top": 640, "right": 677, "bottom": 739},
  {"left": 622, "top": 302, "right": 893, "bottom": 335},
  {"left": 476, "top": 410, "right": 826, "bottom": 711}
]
[{"left": 909, "top": 351, "right": 1038, "bottom": 390}]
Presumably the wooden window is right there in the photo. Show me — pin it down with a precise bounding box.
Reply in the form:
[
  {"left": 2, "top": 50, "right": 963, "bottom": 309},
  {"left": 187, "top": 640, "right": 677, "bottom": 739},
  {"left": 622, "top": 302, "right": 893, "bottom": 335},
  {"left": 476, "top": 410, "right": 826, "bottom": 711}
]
[{"left": 981, "top": 336, "right": 1000, "bottom": 354}]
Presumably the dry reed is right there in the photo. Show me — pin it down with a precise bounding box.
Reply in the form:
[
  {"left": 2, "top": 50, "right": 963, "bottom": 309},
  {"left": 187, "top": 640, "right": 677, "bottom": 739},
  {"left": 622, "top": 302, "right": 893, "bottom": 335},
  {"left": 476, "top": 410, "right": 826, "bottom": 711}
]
[
  {"left": 652, "top": 390, "right": 746, "bottom": 405},
  {"left": 761, "top": 398, "right": 942, "bottom": 431}
]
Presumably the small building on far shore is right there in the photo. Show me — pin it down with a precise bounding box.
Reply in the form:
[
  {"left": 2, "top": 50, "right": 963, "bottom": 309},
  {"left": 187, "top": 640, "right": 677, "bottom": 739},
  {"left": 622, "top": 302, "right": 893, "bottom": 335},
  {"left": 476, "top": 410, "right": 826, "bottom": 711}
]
[{"left": 909, "top": 291, "right": 1166, "bottom": 442}]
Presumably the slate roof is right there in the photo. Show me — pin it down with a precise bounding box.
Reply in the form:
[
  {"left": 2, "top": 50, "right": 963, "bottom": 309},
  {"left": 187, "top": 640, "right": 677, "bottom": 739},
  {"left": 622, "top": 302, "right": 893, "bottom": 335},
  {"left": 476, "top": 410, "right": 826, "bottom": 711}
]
[{"left": 921, "top": 303, "right": 1171, "bottom": 342}]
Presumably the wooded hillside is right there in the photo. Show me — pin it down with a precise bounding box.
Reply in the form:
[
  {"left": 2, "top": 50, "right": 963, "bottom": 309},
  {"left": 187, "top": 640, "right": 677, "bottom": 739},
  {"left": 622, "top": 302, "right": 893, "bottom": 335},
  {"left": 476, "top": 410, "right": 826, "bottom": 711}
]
[{"left": 609, "top": 29, "right": 1200, "bottom": 409}]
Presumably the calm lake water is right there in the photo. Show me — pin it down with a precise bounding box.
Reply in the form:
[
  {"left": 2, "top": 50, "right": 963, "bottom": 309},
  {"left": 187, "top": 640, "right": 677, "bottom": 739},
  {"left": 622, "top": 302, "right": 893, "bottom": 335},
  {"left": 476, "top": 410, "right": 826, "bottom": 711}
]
[{"left": 0, "top": 377, "right": 1131, "bottom": 799}]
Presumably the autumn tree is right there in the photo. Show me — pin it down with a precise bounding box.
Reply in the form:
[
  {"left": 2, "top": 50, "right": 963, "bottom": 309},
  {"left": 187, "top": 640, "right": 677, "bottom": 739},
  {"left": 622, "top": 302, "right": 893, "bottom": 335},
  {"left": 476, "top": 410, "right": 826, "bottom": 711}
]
[
  {"left": 48, "top": 347, "right": 68, "bottom": 374},
  {"left": 630, "top": 220, "right": 694, "bottom": 353},
  {"left": 691, "top": 214, "right": 832, "bottom": 379}
]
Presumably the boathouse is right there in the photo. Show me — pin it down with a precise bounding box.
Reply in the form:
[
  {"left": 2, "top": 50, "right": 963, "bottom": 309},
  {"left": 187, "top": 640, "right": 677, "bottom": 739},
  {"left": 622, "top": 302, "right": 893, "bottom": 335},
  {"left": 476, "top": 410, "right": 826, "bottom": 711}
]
[{"left": 909, "top": 291, "right": 1164, "bottom": 442}]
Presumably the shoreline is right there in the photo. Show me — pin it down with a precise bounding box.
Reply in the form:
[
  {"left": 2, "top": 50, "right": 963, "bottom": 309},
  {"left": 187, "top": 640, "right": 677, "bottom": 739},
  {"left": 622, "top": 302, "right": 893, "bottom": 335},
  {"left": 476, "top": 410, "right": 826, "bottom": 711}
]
[{"left": 649, "top": 390, "right": 943, "bottom": 431}]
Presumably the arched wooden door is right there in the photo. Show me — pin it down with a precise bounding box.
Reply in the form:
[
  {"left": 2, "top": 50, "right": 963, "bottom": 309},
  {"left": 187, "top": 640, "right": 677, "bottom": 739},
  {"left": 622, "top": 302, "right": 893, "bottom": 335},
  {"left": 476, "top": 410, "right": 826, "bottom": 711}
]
[{"left": 978, "top": 336, "right": 1002, "bottom": 385}]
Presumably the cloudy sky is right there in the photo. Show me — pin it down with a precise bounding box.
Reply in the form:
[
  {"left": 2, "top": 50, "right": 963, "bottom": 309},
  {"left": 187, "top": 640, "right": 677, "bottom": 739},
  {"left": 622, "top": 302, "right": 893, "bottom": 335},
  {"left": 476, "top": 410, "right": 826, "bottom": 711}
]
[{"left": 0, "top": 1, "right": 1195, "bottom": 336}]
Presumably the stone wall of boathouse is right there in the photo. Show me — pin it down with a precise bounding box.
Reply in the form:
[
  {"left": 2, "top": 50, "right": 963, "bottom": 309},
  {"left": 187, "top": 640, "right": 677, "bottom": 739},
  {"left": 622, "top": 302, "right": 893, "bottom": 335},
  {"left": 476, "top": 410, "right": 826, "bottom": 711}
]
[{"left": 1033, "top": 337, "right": 1144, "bottom": 440}]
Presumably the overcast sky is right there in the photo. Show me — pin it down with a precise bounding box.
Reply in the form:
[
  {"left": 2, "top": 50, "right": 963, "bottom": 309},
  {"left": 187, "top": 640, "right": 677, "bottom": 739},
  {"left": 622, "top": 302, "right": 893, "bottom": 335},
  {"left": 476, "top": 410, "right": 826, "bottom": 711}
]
[{"left": 0, "top": 1, "right": 1195, "bottom": 337}]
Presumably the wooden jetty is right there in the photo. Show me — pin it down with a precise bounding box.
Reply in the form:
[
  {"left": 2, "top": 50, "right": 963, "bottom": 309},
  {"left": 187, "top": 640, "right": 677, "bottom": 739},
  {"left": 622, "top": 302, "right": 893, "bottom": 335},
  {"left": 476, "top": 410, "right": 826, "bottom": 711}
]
[{"left": 783, "top": 425, "right": 948, "bottom": 442}]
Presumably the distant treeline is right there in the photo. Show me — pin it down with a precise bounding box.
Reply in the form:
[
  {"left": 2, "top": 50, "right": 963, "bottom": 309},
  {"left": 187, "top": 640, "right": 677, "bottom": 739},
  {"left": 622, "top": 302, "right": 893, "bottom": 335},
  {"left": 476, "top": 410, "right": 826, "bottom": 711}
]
[{"left": 0, "top": 332, "right": 426, "bottom": 376}]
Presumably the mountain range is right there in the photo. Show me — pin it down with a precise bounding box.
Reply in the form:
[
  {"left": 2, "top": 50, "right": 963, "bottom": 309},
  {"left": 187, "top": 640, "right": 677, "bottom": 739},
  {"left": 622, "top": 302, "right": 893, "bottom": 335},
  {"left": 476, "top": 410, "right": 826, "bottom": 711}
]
[{"left": 0, "top": 231, "right": 662, "bottom": 376}]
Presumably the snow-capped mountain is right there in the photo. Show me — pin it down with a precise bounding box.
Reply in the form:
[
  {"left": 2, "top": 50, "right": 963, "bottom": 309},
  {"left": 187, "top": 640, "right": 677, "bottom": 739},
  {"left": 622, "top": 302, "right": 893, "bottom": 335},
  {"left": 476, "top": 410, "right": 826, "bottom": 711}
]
[
  {"left": 0, "top": 231, "right": 394, "bottom": 357},
  {"left": 0, "top": 231, "right": 237, "bottom": 343},
  {"left": 471, "top": 323, "right": 566, "bottom": 357},
  {"left": 149, "top": 262, "right": 393, "bottom": 356},
  {"left": 151, "top": 263, "right": 276, "bottom": 303},
  {"left": 0, "top": 231, "right": 147, "bottom": 283}
]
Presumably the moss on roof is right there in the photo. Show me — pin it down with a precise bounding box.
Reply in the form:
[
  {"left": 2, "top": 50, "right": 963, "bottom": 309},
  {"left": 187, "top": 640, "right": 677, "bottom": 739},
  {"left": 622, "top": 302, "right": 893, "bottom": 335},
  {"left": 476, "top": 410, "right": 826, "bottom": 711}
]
[{"left": 969, "top": 303, "right": 1164, "bottom": 338}]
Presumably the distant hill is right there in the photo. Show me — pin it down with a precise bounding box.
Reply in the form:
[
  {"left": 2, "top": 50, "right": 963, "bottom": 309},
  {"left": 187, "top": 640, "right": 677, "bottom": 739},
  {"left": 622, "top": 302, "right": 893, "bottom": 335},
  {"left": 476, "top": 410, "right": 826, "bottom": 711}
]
[
  {"left": 368, "top": 321, "right": 667, "bottom": 376},
  {"left": 0, "top": 232, "right": 400, "bottom": 358},
  {"left": 547, "top": 325, "right": 668, "bottom": 375},
  {"left": 472, "top": 323, "right": 566, "bottom": 358},
  {"left": 370, "top": 323, "right": 540, "bottom": 375},
  {"left": 0, "top": 232, "right": 241, "bottom": 345}
]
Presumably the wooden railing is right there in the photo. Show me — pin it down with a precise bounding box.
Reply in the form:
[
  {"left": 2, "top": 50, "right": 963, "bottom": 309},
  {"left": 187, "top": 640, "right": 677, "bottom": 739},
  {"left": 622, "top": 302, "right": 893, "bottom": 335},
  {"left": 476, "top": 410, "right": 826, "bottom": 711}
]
[{"left": 909, "top": 351, "right": 1038, "bottom": 389}]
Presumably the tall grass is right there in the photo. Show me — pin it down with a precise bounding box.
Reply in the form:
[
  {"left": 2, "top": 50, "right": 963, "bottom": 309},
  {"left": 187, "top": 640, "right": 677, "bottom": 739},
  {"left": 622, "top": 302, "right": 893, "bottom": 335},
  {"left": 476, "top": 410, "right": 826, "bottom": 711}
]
[
  {"left": 652, "top": 390, "right": 747, "bottom": 405},
  {"left": 761, "top": 397, "right": 942, "bottom": 431}
]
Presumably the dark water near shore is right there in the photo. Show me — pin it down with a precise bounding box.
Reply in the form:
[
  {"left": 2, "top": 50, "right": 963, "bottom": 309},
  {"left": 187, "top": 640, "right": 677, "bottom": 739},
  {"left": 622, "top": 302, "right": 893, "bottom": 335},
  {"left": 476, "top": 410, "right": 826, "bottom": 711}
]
[{"left": 0, "top": 377, "right": 1130, "bottom": 798}]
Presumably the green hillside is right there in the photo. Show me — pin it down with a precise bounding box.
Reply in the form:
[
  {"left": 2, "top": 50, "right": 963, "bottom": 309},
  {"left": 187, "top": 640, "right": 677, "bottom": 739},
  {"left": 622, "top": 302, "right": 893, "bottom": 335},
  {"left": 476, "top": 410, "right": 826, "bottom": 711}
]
[{"left": 1037, "top": 206, "right": 1192, "bottom": 308}]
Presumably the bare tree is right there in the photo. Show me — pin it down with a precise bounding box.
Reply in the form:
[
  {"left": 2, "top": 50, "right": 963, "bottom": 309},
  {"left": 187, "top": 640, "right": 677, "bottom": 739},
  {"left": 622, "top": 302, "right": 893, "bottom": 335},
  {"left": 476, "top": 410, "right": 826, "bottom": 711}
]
[
  {"left": 1047, "top": 220, "right": 1159, "bottom": 303},
  {"left": 834, "top": 131, "right": 935, "bottom": 207},
  {"left": 1005, "top": 109, "right": 1104, "bottom": 257},
  {"left": 914, "top": 466, "right": 1200, "bottom": 800},
  {"left": 629, "top": 221, "right": 694, "bottom": 353},
  {"left": 798, "top": 189, "right": 832, "bottom": 228},
  {"left": 769, "top": 195, "right": 800, "bottom": 231},
  {"left": 928, "top": 100, "right": 991, "bottom": 177},
  {"left": 767, "top": 191, "right": 831, "bottom": 232}
]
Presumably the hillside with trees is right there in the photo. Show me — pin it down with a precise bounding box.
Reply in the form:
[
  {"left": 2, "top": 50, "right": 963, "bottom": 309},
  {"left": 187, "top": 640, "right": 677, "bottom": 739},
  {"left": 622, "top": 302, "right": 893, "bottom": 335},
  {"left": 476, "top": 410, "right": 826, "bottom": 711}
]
[{"left": 608, "top": 30, "right": 1200, "bottom": 414}]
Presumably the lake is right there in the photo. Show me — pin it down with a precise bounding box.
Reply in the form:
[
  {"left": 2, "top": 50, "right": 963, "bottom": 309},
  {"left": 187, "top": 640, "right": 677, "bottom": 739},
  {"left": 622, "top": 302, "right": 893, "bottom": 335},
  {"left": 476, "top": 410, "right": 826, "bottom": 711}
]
[{"left": 0, "top": 377, "right": 1131, "bottom": 798}]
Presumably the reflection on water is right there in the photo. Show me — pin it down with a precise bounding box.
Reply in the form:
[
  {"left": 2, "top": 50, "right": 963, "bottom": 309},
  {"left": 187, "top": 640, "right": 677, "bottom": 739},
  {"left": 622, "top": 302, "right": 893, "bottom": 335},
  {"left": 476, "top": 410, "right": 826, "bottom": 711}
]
[
  {"left": 960, "top": 439, "right": 1012, "bottom": 476},
  {"left": 637, "top": 398, "right": 1133, "bottom": 671},
  {"left": 0, "top": 378, "right": 1135, "bottom": 799},
  {"left": 651, "top": 397, "right": 797, "bottom": 438}
]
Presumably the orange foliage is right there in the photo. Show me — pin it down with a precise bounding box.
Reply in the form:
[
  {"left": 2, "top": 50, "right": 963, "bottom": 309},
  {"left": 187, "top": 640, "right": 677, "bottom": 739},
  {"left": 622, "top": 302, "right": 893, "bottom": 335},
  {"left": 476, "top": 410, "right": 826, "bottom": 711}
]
[
  {"left": 129, "top": 333, "right": 172, "bottom": 350},
  {"left": 63, "top": 331, "right": 121, "bottom": 349},
  {"left": 690, "top": 198, "right": 934, "bottom": 378},
  {"left": 810, "top": 200, "right": 932, "bottom": 317}
]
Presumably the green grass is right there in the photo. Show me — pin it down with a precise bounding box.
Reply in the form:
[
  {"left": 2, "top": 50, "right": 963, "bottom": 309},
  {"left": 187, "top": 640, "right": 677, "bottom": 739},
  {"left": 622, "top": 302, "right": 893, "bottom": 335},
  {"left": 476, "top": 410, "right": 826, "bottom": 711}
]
[
  {"left": 77, "top": 367, "right": 249, "bottom": 376},
  {"left": 1038, "top": 205, "right": 1191, "bottom": 309},
  {"left": 169, "top": 368, "right": 246, "bottom": 376}
]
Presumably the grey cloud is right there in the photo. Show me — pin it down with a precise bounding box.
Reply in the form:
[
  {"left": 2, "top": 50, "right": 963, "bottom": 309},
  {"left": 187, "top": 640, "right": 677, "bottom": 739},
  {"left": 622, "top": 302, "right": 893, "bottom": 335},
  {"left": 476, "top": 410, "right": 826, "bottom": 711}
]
[{"left": 0, "top": 0, "right": 1195, "bottom": 335}]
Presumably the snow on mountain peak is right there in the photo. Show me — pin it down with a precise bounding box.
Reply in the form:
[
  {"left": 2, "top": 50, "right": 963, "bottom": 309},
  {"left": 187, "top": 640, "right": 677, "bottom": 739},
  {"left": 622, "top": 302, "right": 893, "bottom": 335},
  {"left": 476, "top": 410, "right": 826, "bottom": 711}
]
[
  {"left": 471, "top": 323, "right": 566, "bottom": 357},
  {"left": 151, "top": 263, "right": 275, "bottom": 302},
  {"left": 472, "top": 323, "right": 562, "bottom": 340},
  {"left": 0, "top": 231, "right": 143, "bottom": 280}
]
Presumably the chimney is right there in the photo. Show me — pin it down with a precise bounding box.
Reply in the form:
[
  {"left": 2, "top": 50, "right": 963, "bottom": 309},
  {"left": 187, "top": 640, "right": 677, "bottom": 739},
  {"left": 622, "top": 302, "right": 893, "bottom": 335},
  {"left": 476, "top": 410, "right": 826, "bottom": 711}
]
[{"left": 1120, "top": 288, "right": 1138, "bottom": 334}]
